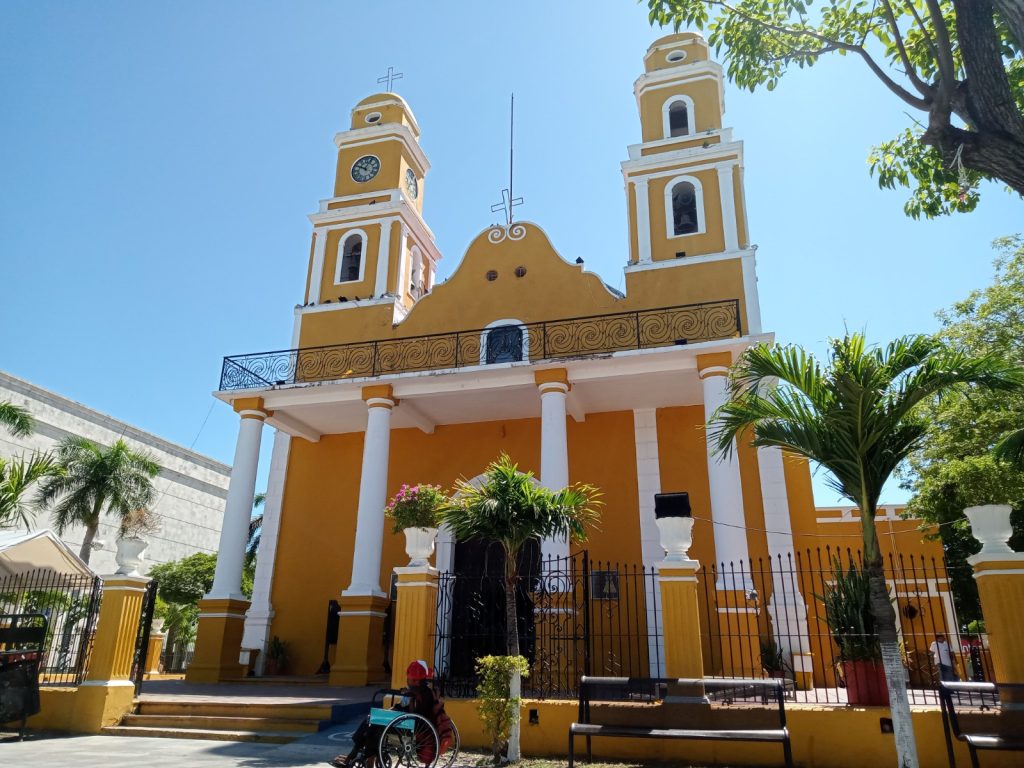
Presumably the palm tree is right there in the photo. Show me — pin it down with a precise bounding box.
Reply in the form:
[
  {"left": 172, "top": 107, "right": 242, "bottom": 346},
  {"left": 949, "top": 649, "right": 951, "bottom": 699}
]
[
  {"left": 0, "top": 452, "right": 60, "bottom": 529},
  {"left": 246, "top": 491, "right": 266, "bottom": 565},
  {"left": 37, "top": 436, "right": 160, "bottom": 564},
  {"left": 439, "top": 454, "right": 601, "bottom": 761},
  {"left": 0, "top": 401, "right": 34, "bottom": 437},
  {"left": 708, "top": 334, "right": 1024, "bottom": 768}
]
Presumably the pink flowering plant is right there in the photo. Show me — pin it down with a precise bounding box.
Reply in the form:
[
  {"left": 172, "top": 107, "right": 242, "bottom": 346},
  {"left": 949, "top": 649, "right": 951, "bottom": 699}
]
[{"left": 385, "top": 483, "right": 447, "bottom": 533}]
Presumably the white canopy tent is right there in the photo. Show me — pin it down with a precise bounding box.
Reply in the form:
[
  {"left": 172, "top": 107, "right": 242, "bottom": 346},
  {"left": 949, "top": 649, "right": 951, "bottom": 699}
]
[{"left": 0, "top": 529, "right": 96, "bottom": 578}]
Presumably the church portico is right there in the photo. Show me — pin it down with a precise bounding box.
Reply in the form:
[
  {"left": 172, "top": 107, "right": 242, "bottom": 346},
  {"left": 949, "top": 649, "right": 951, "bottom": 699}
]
[{"left": 194, "top": 32, "right": 948, "bottom": 692}]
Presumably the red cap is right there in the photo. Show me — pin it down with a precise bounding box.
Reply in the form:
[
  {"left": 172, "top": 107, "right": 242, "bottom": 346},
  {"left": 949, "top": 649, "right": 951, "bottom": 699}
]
[{"left": 406, "top": 659, "right": 430, "bottom": 681}]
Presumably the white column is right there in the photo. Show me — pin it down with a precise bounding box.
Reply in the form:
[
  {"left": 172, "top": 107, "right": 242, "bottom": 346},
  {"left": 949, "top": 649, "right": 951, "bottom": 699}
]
[
  {"left": 757, "top": 445, "right": 811, "bottom": 668},
  {"left": 700, "top": 366, "right": 752, "bottom": 590},
  {"left": 633, "top": 408, "right": 665, "bottom": 676},
  {"left": 242, "top": 430, "right": 291, "bottom": 672},
  {"left": 345, "top": 395, "right": 395, "bottom": 597},
  {"left": 209, "top": 408, "right": 266, "bottom": 600},
  {"left": 539, "top": 380, "right": 570, "bottom": 561},
  {"left": 374, "top": 220, "right": 393, "bottom": 297},
  {"left": 634, "top": 178, "right": 651, "bottom": 263},
  {"left": 717, "top": 165, "right": 739, "bottom": 253},
  {"left": 307, "top": 229, "right": 328, "bottom": 304}
]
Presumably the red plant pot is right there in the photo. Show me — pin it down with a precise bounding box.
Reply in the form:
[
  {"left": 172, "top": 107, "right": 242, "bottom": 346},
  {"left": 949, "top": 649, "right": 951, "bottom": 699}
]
[{"left": 843, "top": 660, "right": 889, "bottom": 706}]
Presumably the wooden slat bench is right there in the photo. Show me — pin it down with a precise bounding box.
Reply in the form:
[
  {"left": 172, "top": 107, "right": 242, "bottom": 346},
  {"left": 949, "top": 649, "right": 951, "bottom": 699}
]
[
  {"left": 568, "top": 676, "right": 793, "bottom": 768},
  {"left": 939, "top": 681, "right": 1024, "bottom": 768}
]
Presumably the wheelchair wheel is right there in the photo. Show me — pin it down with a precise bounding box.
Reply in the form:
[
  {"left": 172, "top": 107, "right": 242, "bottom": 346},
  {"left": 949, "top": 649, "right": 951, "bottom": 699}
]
[
  {"left": 434, "top": 719, "right": 460, "bottom": 768},
  {"left": 377, "top": 713, "right": 439, "bottom": 768}
]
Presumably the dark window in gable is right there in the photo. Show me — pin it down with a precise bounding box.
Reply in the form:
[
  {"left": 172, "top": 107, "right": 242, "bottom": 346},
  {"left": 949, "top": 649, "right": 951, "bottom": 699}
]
[
  {"left": 485, "top": 325, "right": 524, "bottom": 364},
  {"left": 671, "top": 181, "right": 699, "bottom": 236}
]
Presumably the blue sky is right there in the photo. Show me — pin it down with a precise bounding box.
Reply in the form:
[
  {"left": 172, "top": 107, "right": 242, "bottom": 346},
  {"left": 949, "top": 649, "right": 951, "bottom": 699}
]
[{"left": 1, "top": 1, "right": 1019, "bottom": 506}]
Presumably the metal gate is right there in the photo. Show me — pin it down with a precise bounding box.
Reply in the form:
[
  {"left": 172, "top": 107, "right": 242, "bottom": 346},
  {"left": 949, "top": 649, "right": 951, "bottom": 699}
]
[
  {"left": 433, "top": 551, "right": 661, "bottom": 698},
  {"left": 130, "top": 579, "right": 158, "bottom": 693}
]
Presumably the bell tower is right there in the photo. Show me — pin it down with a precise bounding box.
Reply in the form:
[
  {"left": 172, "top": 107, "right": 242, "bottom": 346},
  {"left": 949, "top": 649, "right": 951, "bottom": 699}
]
[
  {"left": 621, "top": 32, "right": 760, "bottom": 335},
  {"left": 623, "top": 32, "right": 750, "bottom": 264},
  {"left": 304, "top": 93, "right": 441, "bottom": 314}
]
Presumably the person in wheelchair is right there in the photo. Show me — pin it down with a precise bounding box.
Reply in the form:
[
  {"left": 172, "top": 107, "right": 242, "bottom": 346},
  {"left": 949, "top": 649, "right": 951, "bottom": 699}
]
[{"left": 331, "top": 659, "right": 454, "bottom": 768}]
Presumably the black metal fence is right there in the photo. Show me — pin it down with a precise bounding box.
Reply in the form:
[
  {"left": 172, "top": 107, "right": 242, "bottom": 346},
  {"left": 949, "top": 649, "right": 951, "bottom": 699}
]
[
  {"left": 129, "top": 580, "right": 158, "bottom": 692},
  {"left": 699, "top": 548, "right": 989, "bottom": 704},
  {"left": 220, "top": 300, "right": 742, "bottom": 390},
  {"left": 0, "top": 570, "right": 102, "bottom": 686},
  {"left": 433, "top": 552, "right": 662, "bottom": 699},
  {"left": 161, "top": 632, "right": 196, "bottom": 673}
]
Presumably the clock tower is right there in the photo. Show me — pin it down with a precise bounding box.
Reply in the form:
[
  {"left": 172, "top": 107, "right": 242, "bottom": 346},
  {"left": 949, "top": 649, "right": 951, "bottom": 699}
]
[{"left": 303, "top": 92, "right": 442, "bottom": 320}]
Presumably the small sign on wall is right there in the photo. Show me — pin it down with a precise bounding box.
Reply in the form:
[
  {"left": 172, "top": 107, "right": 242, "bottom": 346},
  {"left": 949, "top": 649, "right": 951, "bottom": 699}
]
[{"left": 591, "top": 570, "right": 620, "bottom": 600}]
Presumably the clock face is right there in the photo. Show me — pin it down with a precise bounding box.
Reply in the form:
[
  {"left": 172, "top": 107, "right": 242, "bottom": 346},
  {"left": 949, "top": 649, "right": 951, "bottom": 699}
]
[
  {"left": 351, "top": 155, "right": 380, "bottom": 183},
  {"left": 406, "top": 169, "right": 419, "bottom": 199}
]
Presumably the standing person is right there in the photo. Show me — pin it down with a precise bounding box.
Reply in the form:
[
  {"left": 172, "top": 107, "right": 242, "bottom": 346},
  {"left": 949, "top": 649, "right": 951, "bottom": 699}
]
[{"left": 929, "top": 633, "right": 958, "bottom": 682}]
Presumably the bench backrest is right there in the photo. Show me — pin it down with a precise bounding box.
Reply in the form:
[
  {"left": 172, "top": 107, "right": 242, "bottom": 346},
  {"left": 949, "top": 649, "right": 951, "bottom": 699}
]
[
  {"left": 578, "top": 676, "right": 788, "bottom": 731},
  {"left": 0, "top": 613, "right": 48, "bottom": 654}
]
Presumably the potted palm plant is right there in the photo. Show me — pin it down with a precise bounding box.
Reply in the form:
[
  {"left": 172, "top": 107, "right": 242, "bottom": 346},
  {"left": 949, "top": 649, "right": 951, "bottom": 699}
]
[
  {"left": 819, "top": 560, "right": 888, "bottom": 706},
  {"left": 385, "top": 484, "right": 447, "bottom": 566},
  {"left": 265, "top": 635, "right": 289, "bottom": 676}
]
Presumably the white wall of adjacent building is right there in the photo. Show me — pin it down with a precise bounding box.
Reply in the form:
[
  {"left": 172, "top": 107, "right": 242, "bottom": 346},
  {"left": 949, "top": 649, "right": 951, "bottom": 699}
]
[{"left": 0, "top": 370, "right": 229, "bottom": 575}]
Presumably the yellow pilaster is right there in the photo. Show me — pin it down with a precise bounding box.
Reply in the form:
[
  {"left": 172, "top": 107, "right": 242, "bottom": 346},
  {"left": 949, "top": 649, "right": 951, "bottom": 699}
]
[
  {"left": 185, "top": 597, "right": 251, "bottom": 682},
  {"left": 658, "top": 560, "right": 704, "bottom": 678},
  {"left": 145, "top": 633, "right": 165, "bottom": 676},
  {"left": 390, "top": 566, "right": 439, "bottom": 689},
  {"left": 72, "top": 575, "right": 148, "bottom": 732},
  {"left": 330, "top": 594, "right": 391, "bottom": 686},
  {"left": 969, "top": 554, "right": 1024, "bottom": 685}
]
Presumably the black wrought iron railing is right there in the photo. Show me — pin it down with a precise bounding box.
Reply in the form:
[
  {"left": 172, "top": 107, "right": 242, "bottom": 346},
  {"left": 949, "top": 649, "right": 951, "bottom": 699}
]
[
  {"left": 219, "top": 299, "right": 742, "bottom": 391},
  {"left": 0, "top": 569, "right": 102, "bottom": 686}
]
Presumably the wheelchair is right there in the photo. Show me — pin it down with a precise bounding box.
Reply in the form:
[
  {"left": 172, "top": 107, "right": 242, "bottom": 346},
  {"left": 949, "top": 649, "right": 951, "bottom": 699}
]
[{"left": 343, "top": 687, "right": 460, "bottom": 768}]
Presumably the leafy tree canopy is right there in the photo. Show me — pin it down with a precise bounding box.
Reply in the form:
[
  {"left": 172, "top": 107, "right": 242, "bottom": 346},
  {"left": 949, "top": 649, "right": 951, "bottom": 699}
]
[
  {"left": 647, "top": 0, "right": 1024, "bottom": 218},
  {"left": 148, "top": 553, "right": 255, "bottom": 606},
  {"left": 903, "top": 235, "right": 1024, "bottom": 620}
]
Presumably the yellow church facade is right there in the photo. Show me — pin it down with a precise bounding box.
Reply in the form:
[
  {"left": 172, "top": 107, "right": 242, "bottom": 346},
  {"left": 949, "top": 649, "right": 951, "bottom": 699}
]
[{"left": 196, "top": 33, "right": 948, "bottom": 690}]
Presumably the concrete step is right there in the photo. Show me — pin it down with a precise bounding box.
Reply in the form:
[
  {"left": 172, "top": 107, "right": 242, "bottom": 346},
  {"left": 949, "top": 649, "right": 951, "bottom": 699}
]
[
  {"left": 121, "top": 713, "right": 321, "bottom": 733},
  {"left": 137, "top": 700, "right": 332, "bottom": 720},
  {"left": 102, "top": 725, "right": 299, "bottom": 743}
]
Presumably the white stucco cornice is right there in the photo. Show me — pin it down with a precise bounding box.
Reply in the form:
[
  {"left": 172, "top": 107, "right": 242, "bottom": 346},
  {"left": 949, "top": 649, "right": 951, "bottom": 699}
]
[
  {"left": 620, "top": 141, "right": 743, "bottom": 179},
  {"left": 307, "top": 195, "right": 442, "bottom": 265},
  {"left": 333, "top": 123, "right": 431, "bottom": 176},
  {"left": 625, "top": 128, "right": 734, "bottom": 160},
  {"left": 633, "top": 60, "right": 725, "bottom": 107}
]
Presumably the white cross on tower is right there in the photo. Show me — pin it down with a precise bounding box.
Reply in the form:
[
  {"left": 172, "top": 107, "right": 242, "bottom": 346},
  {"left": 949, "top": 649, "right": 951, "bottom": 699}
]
[{"left": 376, "top": 66, "right": 403, "bottom": 91}]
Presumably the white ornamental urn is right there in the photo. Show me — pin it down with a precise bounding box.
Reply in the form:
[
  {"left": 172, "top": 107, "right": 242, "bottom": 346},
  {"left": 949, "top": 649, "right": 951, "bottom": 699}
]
[
  {"left": 403, "top": 527, "right": 438, "bottom": 567},
  {"left": 964, "top": 504, "right": 1015, "bottom": 555},
  {"left": 115, "top": 536, "right": 149, "bottom": 576},
  {"left": 656, "top": 516, "right": 695, "bottom": 562}
]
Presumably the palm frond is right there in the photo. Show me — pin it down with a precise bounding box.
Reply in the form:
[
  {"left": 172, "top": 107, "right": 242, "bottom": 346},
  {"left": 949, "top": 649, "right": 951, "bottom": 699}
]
[
  {"left": 994, "top": 427, "right": 1024, "bottom": 468},
  {"left": 0, "top": 401, "right": 35, "bottom": 438},
  {"left": 0, "top": 451, "right": 60, "bottom": 529}
]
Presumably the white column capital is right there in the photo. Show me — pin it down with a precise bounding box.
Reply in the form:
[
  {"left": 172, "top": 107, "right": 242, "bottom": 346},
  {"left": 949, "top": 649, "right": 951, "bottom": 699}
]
[
  {"left": 538, "top": 381, "right": 569, "bottom": 395},
  {"left": 366, "top": 397, "right": 395, "bottom": 410}
]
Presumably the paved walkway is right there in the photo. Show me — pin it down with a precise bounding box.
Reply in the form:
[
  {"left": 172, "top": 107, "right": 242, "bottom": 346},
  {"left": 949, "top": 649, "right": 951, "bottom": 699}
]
[{"left": 0, "top": 731, "right": 360, "bottom": 768}]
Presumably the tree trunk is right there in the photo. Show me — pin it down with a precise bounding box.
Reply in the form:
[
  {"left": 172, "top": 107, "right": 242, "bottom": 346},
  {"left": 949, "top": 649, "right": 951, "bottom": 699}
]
[
  {"left": 504, "top": 547, "right": 522, "bottom": 762},
  {"left": 927, "top": 0, "right": 1024, "bottom": 195},
  {"left": 78, "top": 523, "right": 97, "bottom": 565},
  {"left": 992, "top": 0, "right": 1024, "bottom": 50},
  {"left": 862, "top": 511, "right": 919, "bottom": 768}
]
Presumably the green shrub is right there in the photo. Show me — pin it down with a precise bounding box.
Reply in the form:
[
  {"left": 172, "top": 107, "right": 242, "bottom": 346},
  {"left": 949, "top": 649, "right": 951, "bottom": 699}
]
[{"left": 475, "top": 654, "right": 529, "bottom": 763}]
